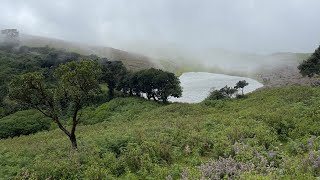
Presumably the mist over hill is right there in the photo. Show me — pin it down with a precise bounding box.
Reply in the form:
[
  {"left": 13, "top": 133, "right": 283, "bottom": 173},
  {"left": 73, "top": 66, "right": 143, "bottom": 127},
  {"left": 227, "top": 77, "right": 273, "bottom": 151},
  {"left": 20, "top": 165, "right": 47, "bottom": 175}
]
[
  {"left": 18, "top": 34, "right": 159, "bottom": 71},
  {"left": 16, "top": 32, "right": 316, "bottom": 89},
  {"left": 121, "top": 43, "right": 312, "bottom": 86},
  {"left": 16, "top": 33, "right": 311, "bottom": 81}
]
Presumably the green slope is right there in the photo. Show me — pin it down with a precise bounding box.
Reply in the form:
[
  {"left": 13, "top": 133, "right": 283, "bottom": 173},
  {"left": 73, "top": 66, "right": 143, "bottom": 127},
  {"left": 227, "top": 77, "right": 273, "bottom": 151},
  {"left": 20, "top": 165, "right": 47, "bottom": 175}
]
[{"left": 1, "top": 86, "right": 320, "bottom": 179}]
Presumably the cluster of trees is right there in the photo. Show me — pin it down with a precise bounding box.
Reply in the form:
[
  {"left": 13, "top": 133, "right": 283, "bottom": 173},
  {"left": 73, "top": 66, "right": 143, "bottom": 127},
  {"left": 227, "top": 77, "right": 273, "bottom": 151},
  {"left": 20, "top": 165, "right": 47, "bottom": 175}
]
[
  {"left": 6, "top": 47, "right": 182, "bottom": 148},
  {"left": 98, "top": 58, "right": 182, "bottom": 102},
  {"left": 117, "top": 68, "right": 182, "bottom": 102},
  {"left": 206, "top": 80, "right": 249, "bottom": 100}
]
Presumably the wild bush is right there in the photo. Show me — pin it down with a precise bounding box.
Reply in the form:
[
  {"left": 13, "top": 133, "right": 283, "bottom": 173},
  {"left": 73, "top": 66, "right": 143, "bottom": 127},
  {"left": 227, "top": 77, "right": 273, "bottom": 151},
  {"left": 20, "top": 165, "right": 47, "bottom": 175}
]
[{"left": 0, "top": 110, "right": 51, "bottom": 138}]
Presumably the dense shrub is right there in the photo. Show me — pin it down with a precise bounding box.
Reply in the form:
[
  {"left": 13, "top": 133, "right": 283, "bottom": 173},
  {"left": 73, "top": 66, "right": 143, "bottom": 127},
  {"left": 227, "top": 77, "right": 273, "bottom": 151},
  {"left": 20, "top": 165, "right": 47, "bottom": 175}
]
[
  {"left": 205, "top": 89, "right": 225, "bottom": 100},
  {"left": 0, "top": 110, "right": 51, "bottom": 138}
]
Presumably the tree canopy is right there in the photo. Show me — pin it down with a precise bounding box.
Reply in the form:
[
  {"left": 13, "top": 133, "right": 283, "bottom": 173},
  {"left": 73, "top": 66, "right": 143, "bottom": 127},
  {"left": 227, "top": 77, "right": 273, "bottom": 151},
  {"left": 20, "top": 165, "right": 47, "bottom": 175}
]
[
  {"left": 0, "top": 46, "right": 91, "bottom": 117},
  {"left": 100, "top": 59, "right": 127, "bottom": 99},
  {"left": 298, "top": 45, "right": 320, "bottom": 77},
  {"left": 118, "top": 68, "right": 182, "bottom": 102}
]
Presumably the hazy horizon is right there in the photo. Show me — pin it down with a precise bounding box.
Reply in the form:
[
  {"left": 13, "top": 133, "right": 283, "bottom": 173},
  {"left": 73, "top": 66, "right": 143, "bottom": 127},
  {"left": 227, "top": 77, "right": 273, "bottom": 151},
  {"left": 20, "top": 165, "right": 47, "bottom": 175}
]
[{"left": 1, "top": 0, "right": 320, "bottom": 55}]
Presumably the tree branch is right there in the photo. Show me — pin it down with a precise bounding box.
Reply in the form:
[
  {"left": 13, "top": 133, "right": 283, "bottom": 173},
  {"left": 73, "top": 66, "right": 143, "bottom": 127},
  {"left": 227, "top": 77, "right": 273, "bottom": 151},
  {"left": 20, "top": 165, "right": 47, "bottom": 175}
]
[
  {"left": 34, "top": 106, "right": 51, "bottom": 118},
  {"left": 53, "top": 116, "right": 71, "bottom": 137}
]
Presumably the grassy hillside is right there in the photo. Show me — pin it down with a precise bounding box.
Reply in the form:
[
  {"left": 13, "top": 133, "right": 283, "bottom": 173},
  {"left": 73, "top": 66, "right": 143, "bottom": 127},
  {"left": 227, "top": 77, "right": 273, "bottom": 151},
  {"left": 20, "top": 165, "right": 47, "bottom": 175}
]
[
  {"left": 20, "top": 34, "right": 157, "bottom": 71},
  {"left": 1, "top": 86, "right": 320, "bottom": 179}
]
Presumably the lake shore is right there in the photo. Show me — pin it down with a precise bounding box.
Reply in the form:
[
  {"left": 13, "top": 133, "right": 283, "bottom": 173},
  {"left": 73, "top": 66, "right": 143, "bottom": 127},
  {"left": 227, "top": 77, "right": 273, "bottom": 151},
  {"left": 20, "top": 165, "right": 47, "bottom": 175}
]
[{"left": 170, "top": 72, "right": 263, "bottom": 103}]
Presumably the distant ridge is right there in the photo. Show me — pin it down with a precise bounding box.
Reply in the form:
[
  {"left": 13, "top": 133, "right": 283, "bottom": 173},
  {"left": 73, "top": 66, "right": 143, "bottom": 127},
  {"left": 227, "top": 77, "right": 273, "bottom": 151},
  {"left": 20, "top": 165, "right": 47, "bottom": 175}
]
[{"left": 19, "top": 34, "right": 158, "bottom": 71}]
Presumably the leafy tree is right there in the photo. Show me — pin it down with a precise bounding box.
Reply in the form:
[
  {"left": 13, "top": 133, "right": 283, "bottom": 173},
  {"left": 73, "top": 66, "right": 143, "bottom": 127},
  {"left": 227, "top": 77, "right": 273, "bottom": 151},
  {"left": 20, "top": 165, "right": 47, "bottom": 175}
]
[
  {"left": 117, "top": 71, "right": 134, "bottom": 96},
  {"left": 129, "top": 72, "right": 142, "bottom": 97},
  {"left": 0, "top": 46, "right": 91, "bottom": 116},
  {"left": 153, "top": 70, "right": 182, "bottom": 102},
  {"left": 117, "top": 68, "right": 182, "bottom": 102},
  {"left": 298, "top": 45, "right": 320, "bottom": 77},
  {"left": 234, "top": 80, "right": 249, "bottom": 95},
  {"left": 9, "top": 60, "right": 101, "bottom": 149},
  {"left": 130, "top": 68, "right": 182, "bottom": 102},
  {"left": 136, "top": 68, "right": 158, "bottom": 100},
  {"left": 101, "top": 60, "right": 127, "bottom": 99}
]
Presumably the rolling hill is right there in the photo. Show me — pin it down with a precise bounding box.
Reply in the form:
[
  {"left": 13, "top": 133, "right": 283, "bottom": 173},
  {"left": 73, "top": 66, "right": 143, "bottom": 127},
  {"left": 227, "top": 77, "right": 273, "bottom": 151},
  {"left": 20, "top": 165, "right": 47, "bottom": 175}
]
[{"left": 19, "top": 34, "right": 159, "bottom": 71}]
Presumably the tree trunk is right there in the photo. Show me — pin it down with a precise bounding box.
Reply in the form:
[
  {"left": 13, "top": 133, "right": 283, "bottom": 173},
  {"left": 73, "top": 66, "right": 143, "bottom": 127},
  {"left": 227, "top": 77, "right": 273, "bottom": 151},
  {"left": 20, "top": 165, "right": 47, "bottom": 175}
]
[
  {"left": 70, "top": 133, "right": 77, "bottom": 149},
  {"left": 242, "top": 88, "right": 244, "bottom": 95},
  {"left": 53, "top": 117, "right": 77, "bottom": 150},
  {"left": 70, "top": 107, "right": 79, "bottom": 150}
]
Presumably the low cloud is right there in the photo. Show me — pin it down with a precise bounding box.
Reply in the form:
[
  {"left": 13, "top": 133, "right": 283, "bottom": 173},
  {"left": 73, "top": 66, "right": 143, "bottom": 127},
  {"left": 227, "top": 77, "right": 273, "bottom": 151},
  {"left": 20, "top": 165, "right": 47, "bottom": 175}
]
[{"left": 1, "top": 0, "right": 320, "bottom": 54}]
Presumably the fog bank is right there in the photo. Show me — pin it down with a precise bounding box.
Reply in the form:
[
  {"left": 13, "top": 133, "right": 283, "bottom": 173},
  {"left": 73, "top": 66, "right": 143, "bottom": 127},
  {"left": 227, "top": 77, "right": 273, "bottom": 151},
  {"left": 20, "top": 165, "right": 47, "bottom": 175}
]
[
  {"left": 1, "top": 0, "right": 319, "bottom": 75},
  {"left": 1, "top": 1, "right": 320, "bottom": 53}
]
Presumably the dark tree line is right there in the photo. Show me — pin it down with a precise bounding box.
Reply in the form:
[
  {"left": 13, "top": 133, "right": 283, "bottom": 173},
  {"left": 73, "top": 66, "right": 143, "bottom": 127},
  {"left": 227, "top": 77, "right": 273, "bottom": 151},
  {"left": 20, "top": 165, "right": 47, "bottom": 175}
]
[
  {"left": 116, "top": 68, "right": 182, "bottom": 102},
  {"left": 1, "top": 45, "right": 182, "bottom": 118},
  {"left": 97, "top": 58, "right": 182, "bottom": 102}
]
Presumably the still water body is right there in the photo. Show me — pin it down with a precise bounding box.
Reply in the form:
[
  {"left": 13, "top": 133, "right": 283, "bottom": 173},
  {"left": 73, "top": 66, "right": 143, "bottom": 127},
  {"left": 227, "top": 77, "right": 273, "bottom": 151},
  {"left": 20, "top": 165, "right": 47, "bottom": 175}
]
[{"left": 169, "top": 72, "right": 264, "bottom": 103}]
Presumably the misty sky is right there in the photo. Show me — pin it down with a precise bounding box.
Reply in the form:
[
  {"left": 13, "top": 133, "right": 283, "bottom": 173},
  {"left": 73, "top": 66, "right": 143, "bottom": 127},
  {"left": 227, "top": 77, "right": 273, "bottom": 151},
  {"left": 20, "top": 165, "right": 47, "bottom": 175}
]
[{"left": 1, "top": 0, "right": 320, "bottom": 54}]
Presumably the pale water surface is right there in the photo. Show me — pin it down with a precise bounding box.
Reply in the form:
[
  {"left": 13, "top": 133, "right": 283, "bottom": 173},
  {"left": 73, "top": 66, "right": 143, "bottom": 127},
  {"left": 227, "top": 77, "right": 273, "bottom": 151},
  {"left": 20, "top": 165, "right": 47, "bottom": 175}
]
[{"left": 169, "top": 72, "right": 264, "bottom": 103}]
